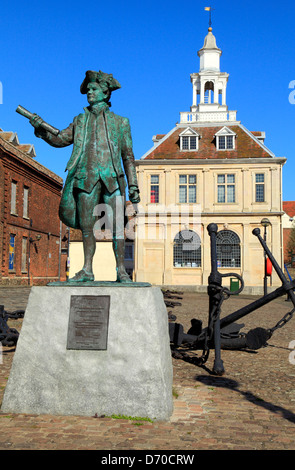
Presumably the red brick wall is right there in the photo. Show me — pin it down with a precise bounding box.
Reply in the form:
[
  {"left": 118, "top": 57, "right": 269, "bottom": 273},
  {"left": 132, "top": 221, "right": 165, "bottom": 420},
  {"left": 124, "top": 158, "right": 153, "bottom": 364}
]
[
  {"left": 284, "top": 227, "right": 295, "bottom": 267},
  {"left": 0, "top": 158, "right": 4, "bottom": 282},
  {"left": 284, "top": 228, "right": 291, "bottom": 263},
  {"left": 0, "top": 147, "right": 67, "bottom": 285}
]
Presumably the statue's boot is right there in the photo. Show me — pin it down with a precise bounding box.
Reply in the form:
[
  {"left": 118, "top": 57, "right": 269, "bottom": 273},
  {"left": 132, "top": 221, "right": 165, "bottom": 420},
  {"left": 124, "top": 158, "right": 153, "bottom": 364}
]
[
  {"left": 68, "top": 268, "right": 94, "bottom": 282},
  {"left": 117, "top": 269, "right": 132, "bottom": 283},
  {"left": 114, "top": 239, "right": 132, "bottom": 283}
]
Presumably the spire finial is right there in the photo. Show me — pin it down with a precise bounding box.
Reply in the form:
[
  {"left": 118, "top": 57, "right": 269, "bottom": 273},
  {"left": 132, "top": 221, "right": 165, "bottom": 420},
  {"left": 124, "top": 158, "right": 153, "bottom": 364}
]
[{"left": 204, "top": 6, "right": 215, "bottom": 29}]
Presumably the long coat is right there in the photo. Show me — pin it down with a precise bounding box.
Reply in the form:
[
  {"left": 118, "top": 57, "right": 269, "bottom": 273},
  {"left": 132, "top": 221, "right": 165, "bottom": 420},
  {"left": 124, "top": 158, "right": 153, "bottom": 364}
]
[{"left": 41, "top": 107, "right": 138, "bottom": 229}]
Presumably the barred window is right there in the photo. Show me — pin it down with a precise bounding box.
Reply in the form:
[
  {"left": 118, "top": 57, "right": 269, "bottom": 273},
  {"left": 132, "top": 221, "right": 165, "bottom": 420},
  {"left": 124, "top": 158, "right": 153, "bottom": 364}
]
[
  {"left": 173, "top": 230, "right": 201, "bottom": 267},
  {"left": 216, "top": 230, "right": 241, "bottom": 267}
]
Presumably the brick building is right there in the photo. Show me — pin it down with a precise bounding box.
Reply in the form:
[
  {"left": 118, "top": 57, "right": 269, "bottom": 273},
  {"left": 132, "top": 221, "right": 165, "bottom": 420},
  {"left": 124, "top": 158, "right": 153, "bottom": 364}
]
[
  {"left": 0, "top": 127, "right": 67, "bottom": 285},
  {"left": 282, "top": 201, "right": 295, "bottom": 267}
]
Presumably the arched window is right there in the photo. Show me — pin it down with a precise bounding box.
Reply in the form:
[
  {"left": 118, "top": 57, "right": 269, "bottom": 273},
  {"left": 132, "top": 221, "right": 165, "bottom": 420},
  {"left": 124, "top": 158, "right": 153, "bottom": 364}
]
[
  {"left": 204, "top": 80, "right": 214, "bottom": 104},
  {"left": 216, "top": 230, "right": 241, "bottom": 267},
  {"left": 173, "top": 230, "right": 201, "bottom": 267}
]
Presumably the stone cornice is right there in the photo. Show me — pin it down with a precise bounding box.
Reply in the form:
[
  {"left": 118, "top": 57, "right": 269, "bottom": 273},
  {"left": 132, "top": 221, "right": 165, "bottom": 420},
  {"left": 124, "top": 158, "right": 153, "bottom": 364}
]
[{"left": 135, "top": 157, "right": 287, "bottom": 166}]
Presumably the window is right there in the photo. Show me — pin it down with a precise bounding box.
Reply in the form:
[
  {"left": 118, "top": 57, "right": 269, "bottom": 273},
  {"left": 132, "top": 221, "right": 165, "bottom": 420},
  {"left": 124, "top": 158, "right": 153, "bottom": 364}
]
[
  {"left": 179, "top": 128, "right": 200, "bottom": 151},
  {"left": 9, "top": 234, "right": 16, "bottom": 271},
  {"left": 255, "top": 173, "right": 265, "bottom": 202},
  {"left": 124, "top": 244, "right": 133, "bottom": 260},
  {"left": 21, "top": 237, "right": 27, "bottom": 272},
  {"left": 179, "top": 175, "right": 197, "bottom": 203},
  {"left": 218, "top": 135, "right": 234, "bottom": 150},
  {"left": 216, "top": 230, "right": 241, "bottom": 267},
  {"left": 217, "top": 174, "right": 235, "bottom": 203},
  {"left": 215, "top": 127, "right": 236, "bottom": 150},
  {"left": 182, "top": 135, "right": 197, "bottom": 150},
  {"left": 23, "top": 187, "right": 29, "bottom": 218},
  {"left": 150, "top": 175, "right": 159, "bottom": 203},
  {"left": 173, "top": 230, "right": 201, "bottom": 267},
  {"left": 11, "top": 181, "right": 17, "bottom": 215}
]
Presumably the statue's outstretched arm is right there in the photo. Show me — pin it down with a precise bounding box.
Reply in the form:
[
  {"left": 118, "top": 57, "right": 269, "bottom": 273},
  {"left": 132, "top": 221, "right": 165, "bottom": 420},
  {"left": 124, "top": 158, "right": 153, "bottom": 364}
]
[{"left": 30, "top": 114, "right": 74, "bottom": 148}]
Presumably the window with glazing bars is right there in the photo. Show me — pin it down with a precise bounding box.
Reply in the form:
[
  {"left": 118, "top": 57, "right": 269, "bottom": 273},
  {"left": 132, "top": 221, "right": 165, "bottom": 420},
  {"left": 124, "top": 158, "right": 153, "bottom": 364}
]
[
  {"left": 124, "top": 244, "right": 133, "bottom": 260},
  {"left": 179, "top": 175, "right": 197, "bottom": 203},
  {"left": 173, "top": 230, "right": 201, "bottom": 267},
  {"left": 217, "top": 174, "right": 235, "bottom": 203},
  {"left": 150, "top": 175, "right": 159, "bottom": 203},
  {"left": 255, "top": 173, "right": 265, "bottom": 202},
  {"left": 181, "top": 135, "right": 197, "bottom": 150},
  {"left": 218, "top": 135, "right": 234, "bottom": 149},
  {"left": 216, "top": 230, "right": 241, "bottom": 267}
]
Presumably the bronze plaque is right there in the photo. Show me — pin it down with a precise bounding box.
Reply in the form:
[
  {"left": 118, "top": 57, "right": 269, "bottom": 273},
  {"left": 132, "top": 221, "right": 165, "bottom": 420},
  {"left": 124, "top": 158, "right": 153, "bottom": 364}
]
[{"left": 67, "top": 295, "right": 110, "bottom": 350}]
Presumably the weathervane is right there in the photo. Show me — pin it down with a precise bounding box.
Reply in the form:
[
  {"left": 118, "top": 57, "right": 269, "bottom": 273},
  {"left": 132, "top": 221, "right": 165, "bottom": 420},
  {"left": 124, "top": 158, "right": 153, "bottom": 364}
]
[{"left": 204, "top": 6, "right": 214, "bottom": 28}]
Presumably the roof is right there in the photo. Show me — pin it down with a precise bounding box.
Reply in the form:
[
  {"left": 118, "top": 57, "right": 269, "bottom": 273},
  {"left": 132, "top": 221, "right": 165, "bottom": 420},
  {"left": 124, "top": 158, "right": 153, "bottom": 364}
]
[
  {"left": 17, "top": 144, "right": 36, "bottom": 157},
  {"left": 283, "top": 201, "right": 295, "bottom": 218},
  {"left": 0, "top": 131, "right": 20, "bottom": 145},
  {"left": 0, "top": 130, "right": 36, "bottom": 156},
  {"left": 198, "top": 27, "right": 221, "bottom": 52},
  {"left": 0, "top": 129, "right": 63, "bottom": 185},
  {"left": 141, "top": 124, "right": 275, "bottom": 161}
]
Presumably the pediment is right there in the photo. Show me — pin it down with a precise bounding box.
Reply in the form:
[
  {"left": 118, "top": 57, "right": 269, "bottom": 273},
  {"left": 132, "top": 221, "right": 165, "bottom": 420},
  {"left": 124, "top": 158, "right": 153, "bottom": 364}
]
[
  {"left": 179, "top": 127, "right": 200, "bottom": 137},
  {"left": 215, "top": 126, "right": 236, "bottom": 136}
]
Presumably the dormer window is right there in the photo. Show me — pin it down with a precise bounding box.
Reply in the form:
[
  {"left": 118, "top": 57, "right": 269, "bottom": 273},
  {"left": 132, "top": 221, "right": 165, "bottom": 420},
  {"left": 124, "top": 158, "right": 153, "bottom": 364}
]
[
  {"left": 179, "top": 128, "right": 200, "bottom": 151},
  {"left": 215, "top": 127, "right": 236, "bottom": 150}
]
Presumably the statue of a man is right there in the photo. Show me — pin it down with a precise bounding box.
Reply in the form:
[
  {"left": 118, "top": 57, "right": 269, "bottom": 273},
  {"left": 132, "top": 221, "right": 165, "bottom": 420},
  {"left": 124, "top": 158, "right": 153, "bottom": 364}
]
[{"left": 30, "top": 70, "right": 140, "bottom": 283}]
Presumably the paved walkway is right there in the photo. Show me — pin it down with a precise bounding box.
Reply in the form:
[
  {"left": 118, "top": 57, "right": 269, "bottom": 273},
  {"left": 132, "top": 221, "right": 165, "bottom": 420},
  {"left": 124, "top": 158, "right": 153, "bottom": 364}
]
[{"left": 0, "top": 287, "right": 294, "bottom": 450}]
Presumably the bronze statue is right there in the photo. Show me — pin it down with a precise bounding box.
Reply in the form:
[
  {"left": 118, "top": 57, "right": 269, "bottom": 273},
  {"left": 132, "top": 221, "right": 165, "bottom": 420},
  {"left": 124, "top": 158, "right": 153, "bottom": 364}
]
[{"left": 23, "top": 70, "right": 140, "bottom": 283}]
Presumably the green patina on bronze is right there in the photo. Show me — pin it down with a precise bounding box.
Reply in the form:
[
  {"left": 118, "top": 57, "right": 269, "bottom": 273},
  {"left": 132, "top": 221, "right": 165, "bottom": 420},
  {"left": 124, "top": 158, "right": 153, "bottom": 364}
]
[{"left": 28, "top": 70, "right": 140, "bottom": 284}]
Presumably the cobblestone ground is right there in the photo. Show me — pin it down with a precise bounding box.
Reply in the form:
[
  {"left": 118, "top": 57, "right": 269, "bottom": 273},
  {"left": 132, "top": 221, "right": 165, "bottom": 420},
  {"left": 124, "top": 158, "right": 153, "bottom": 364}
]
[{"left": 0, "top": 286, "right": 294, "bottom": 450}]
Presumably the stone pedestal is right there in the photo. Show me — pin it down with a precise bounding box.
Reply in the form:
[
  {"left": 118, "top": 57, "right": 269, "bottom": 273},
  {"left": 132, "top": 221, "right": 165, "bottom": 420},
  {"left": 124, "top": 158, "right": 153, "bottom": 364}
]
[{"left": 1, "top": 285, "right": 173, "bottom": 421}]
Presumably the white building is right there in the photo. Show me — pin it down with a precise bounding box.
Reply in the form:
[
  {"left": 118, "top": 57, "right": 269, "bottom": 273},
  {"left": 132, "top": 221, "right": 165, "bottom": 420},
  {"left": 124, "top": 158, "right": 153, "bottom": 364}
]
[{"left": 134, "top": 27, "right": 286, "bottom": 293}]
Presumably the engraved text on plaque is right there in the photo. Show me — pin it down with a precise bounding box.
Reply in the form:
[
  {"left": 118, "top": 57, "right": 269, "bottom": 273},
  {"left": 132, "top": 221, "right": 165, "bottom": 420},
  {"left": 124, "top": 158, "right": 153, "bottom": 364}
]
[{"left": 67, "top": 295, "right": 110, "bottom": 350}]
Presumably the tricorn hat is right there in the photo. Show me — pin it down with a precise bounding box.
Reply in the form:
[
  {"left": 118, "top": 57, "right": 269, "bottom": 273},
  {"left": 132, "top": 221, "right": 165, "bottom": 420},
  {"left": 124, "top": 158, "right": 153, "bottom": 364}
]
[{"left": 80, "top": 70, "right": 121, "bottom": 94}]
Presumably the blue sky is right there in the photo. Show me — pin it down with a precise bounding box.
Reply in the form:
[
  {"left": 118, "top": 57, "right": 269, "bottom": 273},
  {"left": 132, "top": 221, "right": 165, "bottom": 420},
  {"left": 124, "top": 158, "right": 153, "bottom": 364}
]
[{"left": 0, "top": 0, "right": 294, "bottom": 201}]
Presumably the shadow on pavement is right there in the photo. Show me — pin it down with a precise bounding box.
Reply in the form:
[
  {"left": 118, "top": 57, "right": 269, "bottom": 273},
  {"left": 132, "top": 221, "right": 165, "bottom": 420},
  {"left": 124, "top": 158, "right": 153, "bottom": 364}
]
[{"left": 195, "top": 374, "right": 295, "bottom": 425}]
